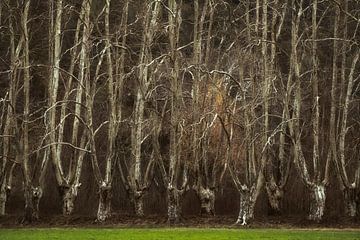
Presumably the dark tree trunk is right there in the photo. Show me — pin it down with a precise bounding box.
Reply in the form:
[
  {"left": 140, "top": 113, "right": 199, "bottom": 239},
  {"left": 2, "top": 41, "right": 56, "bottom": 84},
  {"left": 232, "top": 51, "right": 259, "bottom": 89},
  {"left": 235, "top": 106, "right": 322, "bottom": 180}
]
[
  {"left": 265, "top": 183, "right": 283, "bottom": 215},
  {"left": 0, "top": 182, "right": 9, "bottom": 216},
  {"left": 343, "top": 187, "right": 358, "bottom": 218},
  {"left": 199, "top": 187, "right": 215, "bottom": 216},
  {"left": 23, "top": 186, "right": 42, "bottom": 223}
]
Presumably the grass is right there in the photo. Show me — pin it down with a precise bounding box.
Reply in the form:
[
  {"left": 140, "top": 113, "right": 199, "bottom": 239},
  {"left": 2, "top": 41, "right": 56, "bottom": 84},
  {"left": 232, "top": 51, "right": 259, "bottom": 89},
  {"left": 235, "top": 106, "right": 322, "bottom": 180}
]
[{"left": 0, "top": 228, "right": 359, "bottom": 240}]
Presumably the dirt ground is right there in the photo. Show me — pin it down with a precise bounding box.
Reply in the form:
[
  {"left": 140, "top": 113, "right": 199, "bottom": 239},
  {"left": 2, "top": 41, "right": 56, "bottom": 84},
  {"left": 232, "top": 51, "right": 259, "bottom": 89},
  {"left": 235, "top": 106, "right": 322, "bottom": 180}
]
[{"left": 1, "top": 214, "right": 360, "bottom": 229}]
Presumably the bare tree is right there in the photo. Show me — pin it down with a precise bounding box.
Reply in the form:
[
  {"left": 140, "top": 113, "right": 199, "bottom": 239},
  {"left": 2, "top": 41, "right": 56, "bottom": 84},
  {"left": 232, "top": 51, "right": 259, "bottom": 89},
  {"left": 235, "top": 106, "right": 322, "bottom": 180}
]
[
  {"left": 332, "top": 0, "right": 360, "bottom": 218},
  {"left": 263, "top": 0, "right": 291, "bottom": 214},
  {"left": 47, "top": 0, "right": 90, "bottom": 216},
  {"left": 117, "top": 0, "right": 161, "bottom": 217},
  {"left": 0, "top": 1, "right": 20, "bottom": 215},
  {"left": 190, "top": 0, "right": 226, "bottom": 216}
]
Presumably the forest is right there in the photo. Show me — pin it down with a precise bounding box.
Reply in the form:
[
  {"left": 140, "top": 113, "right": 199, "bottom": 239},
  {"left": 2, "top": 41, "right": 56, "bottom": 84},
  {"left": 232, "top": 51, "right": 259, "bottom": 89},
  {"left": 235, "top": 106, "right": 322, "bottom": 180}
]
[{"left": 0, "top": 0, "right": 359, "bottom": 226}]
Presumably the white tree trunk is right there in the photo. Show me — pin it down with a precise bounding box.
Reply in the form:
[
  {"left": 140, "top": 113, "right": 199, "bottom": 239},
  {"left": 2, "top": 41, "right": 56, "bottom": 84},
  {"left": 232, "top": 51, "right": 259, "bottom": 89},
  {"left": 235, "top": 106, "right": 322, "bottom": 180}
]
[
  {"left": 167, "top": 187, "right": 182, "bottom": 224},
  {"left": 97, "top": 183, "right": 112, "bottom": 222},
  {"left": 60, "top": 184, "right": 80, "bottom": 216},
  {"left": 308, "top": 184, "right": 326, "bottom": 221},
  {"left": 235, "top": 189, "right": 256, "bottom": 225},
  {"left": 132, "top": 190, "right": 144, "bottom": 217}
]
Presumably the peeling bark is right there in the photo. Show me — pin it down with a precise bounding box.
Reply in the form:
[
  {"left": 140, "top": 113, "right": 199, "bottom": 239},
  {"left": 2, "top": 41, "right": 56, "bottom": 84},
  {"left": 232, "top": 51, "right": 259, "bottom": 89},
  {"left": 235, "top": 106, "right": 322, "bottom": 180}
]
[
  {"left": 308, "top": 185, "right": 326, "bottom": 221},
  {"left": 199, "top": 187, "right": 215, "bottom": 216},
  {"left": 167, "top": 187, "right": 183, "bottom": 224},
  {"left": 235, "top": 189, "right": 256, "bottom": 225},
  {"left": 0, "top": 183, "right": 10, "bottom": 216},
  {"left": 131, "top": 190, "right": 144, "bottom": 217},
  {"left": 343, "top": 187, "right": 358, "bottom": 218},
  {"left": 265, "top": 181, "right": 283, "bottom": 214},
  {"left": 0, "top": 186, "right": 6, "bottom": 216},
  {"left": 60, "top": 184, "right": 80, "bottom": 216},
  {"left": 23, "top": 186, "right": 42, "bottom": 223},
  {"left": 97, "top": 183, "right": 112, "bottom": 222}
]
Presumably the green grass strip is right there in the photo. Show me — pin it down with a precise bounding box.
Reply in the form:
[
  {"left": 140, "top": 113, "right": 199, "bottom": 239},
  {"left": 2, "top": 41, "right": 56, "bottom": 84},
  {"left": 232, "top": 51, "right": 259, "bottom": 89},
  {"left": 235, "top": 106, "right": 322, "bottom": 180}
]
[{"left": 0, "top": 228, "right": 359, "bottom": 240}]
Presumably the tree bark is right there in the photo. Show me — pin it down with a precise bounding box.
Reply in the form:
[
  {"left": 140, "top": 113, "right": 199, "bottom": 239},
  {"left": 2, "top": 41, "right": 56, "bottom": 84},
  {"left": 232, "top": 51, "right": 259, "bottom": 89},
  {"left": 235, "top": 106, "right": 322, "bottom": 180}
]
[
  {"left": 308, "top": 184, "right": 326, "bottom": 222},
  {"left": 60, "top": 184, "right": 80, "bottom": 216},
  {"left": 167, "top": 187, "right": 183, "bottom": 224},
  {"left": 23, "top": 186, "right": 43, "bottom": 223},
  {"left": 199, "top": 187, "right": 215, "bottom": 216},
  {"left": 265, "top": 179, "right": 283, "bottom": 214},
  {"left": 131, "top": 190, "right": 144, "bottom": 217},
  {"left": 343, "top": 187, "right": 358, "bottom": 218},
  {"left": 235, "top": 188, "right": 256, "bottom": 225},
  {"left": 0, "top": 181, "right": 9, "bottom": 216},
  {"left": 97, "top": 183, "right": 112, "bottom": 222}
]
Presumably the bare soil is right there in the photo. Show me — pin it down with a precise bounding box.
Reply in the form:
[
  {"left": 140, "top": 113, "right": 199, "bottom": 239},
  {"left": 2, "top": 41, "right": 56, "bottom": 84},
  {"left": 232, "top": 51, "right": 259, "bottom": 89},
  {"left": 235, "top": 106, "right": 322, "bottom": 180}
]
[{"left": 0, "top": 214, "right": 359, "bottom": 229}]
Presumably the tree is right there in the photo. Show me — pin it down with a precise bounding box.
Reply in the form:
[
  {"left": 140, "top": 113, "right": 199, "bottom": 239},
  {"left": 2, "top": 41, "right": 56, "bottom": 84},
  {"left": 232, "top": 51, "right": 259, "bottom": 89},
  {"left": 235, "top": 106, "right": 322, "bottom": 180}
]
[
  {"left": 47, "top": 0, "right": 89, "bottom": 216},
  {"left": 117, "top": 0, "right": 161, "bottom": 217}
]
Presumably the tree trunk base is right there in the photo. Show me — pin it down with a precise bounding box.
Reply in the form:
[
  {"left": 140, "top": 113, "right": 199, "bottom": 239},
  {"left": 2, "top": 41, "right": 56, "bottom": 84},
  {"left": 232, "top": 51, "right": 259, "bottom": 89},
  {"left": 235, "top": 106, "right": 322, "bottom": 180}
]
[
  {"left": 343, "top": 187, "right": 358, "bottom": 218},
  {"left": 308, "top": 185, "right": 326, "bottom": 222},
  {"left": 199, "top": 188, "right": 215, "bottom": 216},
  {"left": 60, "top": 184, "right": 80, "bottom": 216},
  {"left": 97, "top": 184, "right": 112, "bottom": 222},
  {"left": 235, "top": 189, "right": 256, "bottom": 225},
  {"left": 167, "top": 187, "right": 183, "bottom": 224},
  {"left": 265, "top": 183, "right": 283, "bottom": 216},
  {"left": 23, "top": 186, "right": 42, "bottom": 223},
  {"left": 0, "top": 184, "right": 9, "bottom": 216},
  {"left": 132, "top": 191, "right": 144, "bottom": 217}
]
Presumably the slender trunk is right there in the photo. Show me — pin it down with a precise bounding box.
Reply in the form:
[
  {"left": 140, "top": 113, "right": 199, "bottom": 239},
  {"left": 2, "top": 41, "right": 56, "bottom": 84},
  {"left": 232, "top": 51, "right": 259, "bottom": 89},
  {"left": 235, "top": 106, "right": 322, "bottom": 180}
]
[
  {"left": 311, "top": 0, "right": 320, "bottom": 183},
  {"left": 0, "top": 181, "right": 8, "bottom": 215},
  {"left": 308, "top": 184, "right": 326, "bottom": 221},
  {"left": 22, "top": 0, "right": 34, "bottom": 223}
]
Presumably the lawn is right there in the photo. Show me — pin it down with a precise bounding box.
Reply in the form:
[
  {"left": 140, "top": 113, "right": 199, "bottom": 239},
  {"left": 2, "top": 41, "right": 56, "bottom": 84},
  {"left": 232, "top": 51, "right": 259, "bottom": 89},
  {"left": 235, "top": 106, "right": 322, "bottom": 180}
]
[{"left": 0, "top": 228, "right": 360, "bottom": 240}]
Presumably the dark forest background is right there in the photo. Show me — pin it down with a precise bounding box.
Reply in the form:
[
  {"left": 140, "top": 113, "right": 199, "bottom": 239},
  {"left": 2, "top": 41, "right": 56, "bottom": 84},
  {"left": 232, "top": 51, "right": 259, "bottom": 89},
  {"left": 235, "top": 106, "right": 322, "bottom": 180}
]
[{"left": 0, "top": 0, "right": 359, "bottom": 224}]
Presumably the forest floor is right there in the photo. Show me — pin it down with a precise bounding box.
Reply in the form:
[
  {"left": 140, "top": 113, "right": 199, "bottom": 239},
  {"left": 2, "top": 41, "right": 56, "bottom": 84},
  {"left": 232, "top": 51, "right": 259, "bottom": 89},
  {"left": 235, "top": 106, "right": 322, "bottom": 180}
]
[
  {"left": 0, "top": 214, "right": 360, "bottom": 229},
  {"left": 0, "top": 228, "right": 360, "bottom": 240}
]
